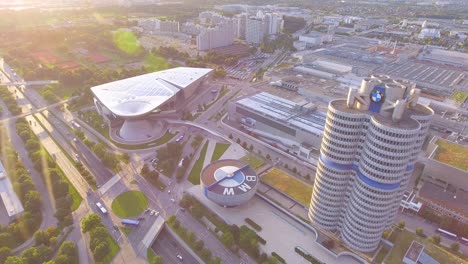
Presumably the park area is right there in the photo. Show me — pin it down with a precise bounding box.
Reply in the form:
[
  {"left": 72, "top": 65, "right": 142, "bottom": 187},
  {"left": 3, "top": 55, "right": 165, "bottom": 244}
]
[
  {"left": 111, "top": 191, "right": 149, "bottom": 218},
  {"left": 261, "top": 168, "right": 313, "bottom": 206},
  {"left": 433, "top": 139, "right": 468, "bottom": 171},
  {"left": 384, "top": 229, "right": 465, "bottom": 264},
  {"left": 451, "top": 91, "right": 468, "bottom": 103}
]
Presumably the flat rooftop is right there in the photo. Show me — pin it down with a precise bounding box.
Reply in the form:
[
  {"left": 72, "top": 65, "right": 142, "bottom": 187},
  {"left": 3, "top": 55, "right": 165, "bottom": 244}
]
[
  {"left": 0, "top": 161, "right": 24, "bottom": 219},
  {"left": 419, "top": 181, "right": 468, "bottom": 217},
  {"left": 235, "top": 92, "right": 326, "bottom": 135},
  {"left": 91, "top": 67, "right": 212, "bottom": 117},
  {"left": 404, "top": 241, "right": 424, "bottom": 262},
  {"left": 376, "top": 61, "right": 465, "bottom": 94}
]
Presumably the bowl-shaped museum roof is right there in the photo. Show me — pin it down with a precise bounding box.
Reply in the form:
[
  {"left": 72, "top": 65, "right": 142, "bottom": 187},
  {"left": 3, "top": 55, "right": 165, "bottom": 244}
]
[{"left": 91, "top": 67, "right": 212, "bottom": 117}]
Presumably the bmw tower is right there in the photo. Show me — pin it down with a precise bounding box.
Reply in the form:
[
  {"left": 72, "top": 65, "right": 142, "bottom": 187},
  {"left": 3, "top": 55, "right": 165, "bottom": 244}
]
[{"left": 308, "top": 75, "right": 433, "bottom": 252}]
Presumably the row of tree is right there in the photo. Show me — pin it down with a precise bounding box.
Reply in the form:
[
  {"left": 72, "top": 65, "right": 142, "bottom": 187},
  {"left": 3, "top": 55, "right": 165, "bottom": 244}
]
[
  {"left": 81, "top": 214, "right": 115, "bottom": 262},
  {"left": 0, "top": 126, "right": 42, "bottom": 250},
  {"left": 0, "top": 86, "right": 22, "bottom": 115},
  {"left": 1, "top": 238, "right": 78, "bottom": 264},
  {"left": 167, "top": 215, "right": 222, "bottom": 264},
  {"left": 16, "top": 118, "right": 75, "bottom": 228}
]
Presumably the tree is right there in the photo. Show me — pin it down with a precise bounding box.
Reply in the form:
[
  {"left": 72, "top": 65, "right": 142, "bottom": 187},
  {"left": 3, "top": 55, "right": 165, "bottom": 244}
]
[
  {"left": 221, "top": 231, "right": 234, "bottom": 248},
  {"left": 140, "top": 164, "right": 150, "bottom": 176},
  {"left": 34, "top": 230, "right": 50, "bottom": 246},
  {"left": 0, "top": 247, "right": 12, "bottom": 264},
  {"left": 249, "top": 144, "right": 253, "bottom": 151},
  {"left": 92, "top": 241, "right": 110, "bottom": 262},
  {"left": 151, "top": 255, "right": 163, "bottom": 264},
  {"left": 4, "top": 256, "right": 24, "bottom": 264},
  {"left": 416, "top": 228, "right": 424, "bottom": 237},
  {"left": 236, "top": 138, "right": 241, "bottom": 144},
  {"left": 398, "top": 221, "right": 405, "bottom": 230},
  {"left": 450, "top": 242, "right": 460, "bottom": 252},
  {"left": 200, "top": 248, "right": 212, "bottom": 260},
  {"left": 81, "top": 214, "right": 102, "bottom": 233},
  {"left": 266, "top": 154, "right": 271, "bottom": 160},
  {"left": 432, "top": 234, "right": 441, "bottom": 245},
  {"left": 0, "top": 233, "right": 16, "bottom": 248},
  {"left": 229, "top": 134, "right": 233, "bottom": 139}
]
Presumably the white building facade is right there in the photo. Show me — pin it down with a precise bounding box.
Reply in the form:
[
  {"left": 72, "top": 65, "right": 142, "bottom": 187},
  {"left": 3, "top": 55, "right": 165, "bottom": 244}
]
[
  {"left": 308, "top": 75, "right": 433, "bottom": 252},
  {"left": 197, "top": 20, "right": 236, "bottom": 51}
]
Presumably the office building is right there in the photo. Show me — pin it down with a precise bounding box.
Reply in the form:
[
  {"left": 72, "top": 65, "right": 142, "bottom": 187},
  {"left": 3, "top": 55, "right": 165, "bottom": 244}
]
[
  {"left": 197, "top": 20, "right": 236, "bottom": 51},
  {"left": 308, "top": 75, "right": 433, "bottom": 252}
]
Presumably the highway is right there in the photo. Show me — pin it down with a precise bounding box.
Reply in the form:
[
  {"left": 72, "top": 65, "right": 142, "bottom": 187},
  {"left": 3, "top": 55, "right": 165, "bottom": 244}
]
[{"left": 151, "top": 227, "right": 199, "bottom": 264}]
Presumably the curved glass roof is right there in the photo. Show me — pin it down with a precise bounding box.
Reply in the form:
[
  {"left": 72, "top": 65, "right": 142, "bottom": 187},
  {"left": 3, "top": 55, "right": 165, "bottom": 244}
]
[{"left": 91, "top": 67, "right": 212, "bottom": 117}]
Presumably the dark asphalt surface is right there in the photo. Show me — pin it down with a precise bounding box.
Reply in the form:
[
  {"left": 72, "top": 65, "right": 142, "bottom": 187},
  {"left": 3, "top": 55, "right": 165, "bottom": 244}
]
[{"left": 151, "top": 227, "right": 198, "bottom": 264}]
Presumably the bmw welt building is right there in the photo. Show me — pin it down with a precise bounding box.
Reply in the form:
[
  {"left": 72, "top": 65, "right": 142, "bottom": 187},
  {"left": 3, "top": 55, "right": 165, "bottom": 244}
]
[
  {"left": 308, "top": 75, "right": 433, "bottom": 252},
  {"left": 91, "top": 67, "right": 212, "bottom": 142}
]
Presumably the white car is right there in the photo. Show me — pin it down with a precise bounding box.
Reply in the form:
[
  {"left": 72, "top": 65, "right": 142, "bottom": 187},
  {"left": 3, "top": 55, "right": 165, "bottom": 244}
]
[
  {"left": 176, "top": 254, "right": 183, "bottom": 261},
  {"left": 150, "top": 210, "right": 155, "bottom": 216},
  {"left": 155, "top": 211, "right": 160, "bottom": 217},
  {"left": 170, "top": 198, "right": 175, "bottom": 203}
]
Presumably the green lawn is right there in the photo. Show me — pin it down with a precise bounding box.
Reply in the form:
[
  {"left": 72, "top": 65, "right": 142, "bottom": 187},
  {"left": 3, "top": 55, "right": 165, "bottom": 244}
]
[
  {"left": 451, "top": 91, "right": 468, "bottom": 103},
  {"left": 188, "top": 141, "right": 208, "bottom": 185},
  {"left": 101, "top": 236, "right": 120, "bottom": 264},
  {"left": 147, "top": 248, "right": 160, "bottom": 263},
  {"left": 240, "top": 154, "right": 265, "bottom": 170},
  {"left": 211, "top": 143, "right": 230, "bottom": 162},
  {"left": 385, "top": 229, "right": 465, "bottom": 264},
  {"left": 375, "top": 247, "right": 389, "bottom": 263},
  {"left": 111, "top": 191, "right": 149, "bottom": 218},
  {"left": 434, "top": 139, "right": 468, "bottom": 171},
  {"left": 262, "top": 168, "right": 313, "bottom": 206}
]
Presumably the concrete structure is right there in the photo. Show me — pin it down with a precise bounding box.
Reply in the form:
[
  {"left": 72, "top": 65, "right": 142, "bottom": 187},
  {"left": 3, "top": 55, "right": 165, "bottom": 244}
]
[
  {"left": 200, "top": 159, "right": 258, "bottom": 207},
  {"left": 403, "top": 241, "right": 439, "bottom": 264},
  {"left": 197, "top": 21, "right": 236, "bottom": 51},
  {"left": 309, "top": 75, "right": 433, "bottom": 252},
  {"left": 296, "top": 32, "right": 333, "bottom": 49},
  {"left": 400, "top": 191, "right": 423, "bottom": 213},
  {"left": 181, "top": 22, "right": 202, "bottom": 36},
  {"left": 0, "top": 160, "right": 24, "bottom": 223},
  {"left": 91, "top": 67, "right": 212, "bottom": 142},
  {"left": 227, "top": 92, "right": 325, "bottom": 160}
]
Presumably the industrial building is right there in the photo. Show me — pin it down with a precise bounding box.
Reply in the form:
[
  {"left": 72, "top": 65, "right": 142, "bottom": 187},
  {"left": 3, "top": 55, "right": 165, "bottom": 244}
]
[
  {"left": 200, "top": 159, "right": 258, "bottom": 207},
  {"left": 227, "top": 92, "right": 326, "bottom": 160},
  {"left": 419, "top": 47, "right": 468, "bottom": 68},
  {"left": 91, "top": 67, "right": 213, "bottom": 142},
  {"left": 376, "top": 61, "right": 465, "bottom": 96},
  {"left": 0, "top": 160, "right": 24, "bottom": 224},
  {"left": 308, "top": 75, "right": 433, "bottom": 252}
]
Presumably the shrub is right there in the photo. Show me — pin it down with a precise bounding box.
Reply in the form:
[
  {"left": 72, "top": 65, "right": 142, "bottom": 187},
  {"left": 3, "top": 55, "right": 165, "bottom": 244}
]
[
  {"left": 272, "top": 252, "right": 286, "bottom": 264},
  {"left": 245, "top": 218, "right": 262, "bottom": 231}
]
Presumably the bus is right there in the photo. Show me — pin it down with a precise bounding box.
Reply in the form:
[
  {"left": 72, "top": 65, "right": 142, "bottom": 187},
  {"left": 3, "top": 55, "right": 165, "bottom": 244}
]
[
  {"left": 121, "top": 219, "right": 140, "bottom": 226},
  {"left": 96, "top": 202, "right": 107, "bottom": 214},
  {"left": 436, "top": 228, "right": 457, "bottom": 239},
  {"left": 460, "top": 237, "right": 468, "bottom": 245},
  {"left": 175, "top": 135, "right": 184, "bottom": 143}
]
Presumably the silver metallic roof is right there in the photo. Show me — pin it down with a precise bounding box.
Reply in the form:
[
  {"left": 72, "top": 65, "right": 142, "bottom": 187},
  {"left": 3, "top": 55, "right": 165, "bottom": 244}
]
[{"left": 91, "top": 67, "right": 212, "bottom": 117}]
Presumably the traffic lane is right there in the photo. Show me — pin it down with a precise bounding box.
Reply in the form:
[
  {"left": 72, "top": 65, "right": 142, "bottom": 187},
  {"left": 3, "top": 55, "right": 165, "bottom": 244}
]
[
  {"left": 152, "top": 227, "right": 198, "bottom": 264},
  {"left": 85, "top": 191, "right": 121, "bottom": 240},
  {"left": 37, "top": 111, "right": 113, "bottom": 186},
  {"left": 75, "top": 140, "right": 113, "bottom": 185}
]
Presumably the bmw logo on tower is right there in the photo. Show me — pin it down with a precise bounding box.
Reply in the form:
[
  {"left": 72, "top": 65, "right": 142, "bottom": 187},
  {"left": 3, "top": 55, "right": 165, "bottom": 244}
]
[{"left": 370, "top": 89, "right": 384, "bottom": 103}]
